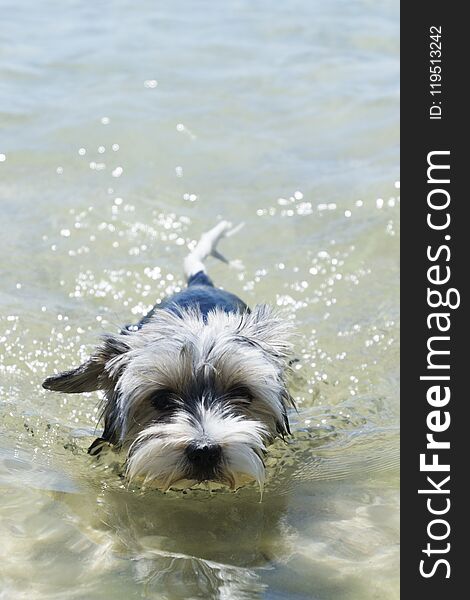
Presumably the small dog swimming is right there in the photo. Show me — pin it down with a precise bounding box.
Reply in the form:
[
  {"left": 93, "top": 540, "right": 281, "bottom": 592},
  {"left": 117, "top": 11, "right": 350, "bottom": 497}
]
[{"left": 43, "top": 221, "right": 294, "bottom": 492}]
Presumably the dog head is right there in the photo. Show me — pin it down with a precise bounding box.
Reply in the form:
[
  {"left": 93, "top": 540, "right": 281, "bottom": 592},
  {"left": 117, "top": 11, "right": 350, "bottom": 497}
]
[{"left": 43, "top": 306, "right": 294, "bottom": 491}]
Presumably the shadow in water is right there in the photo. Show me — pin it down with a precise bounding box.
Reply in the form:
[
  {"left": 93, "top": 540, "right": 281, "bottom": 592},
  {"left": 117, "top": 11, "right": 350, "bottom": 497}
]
[{"left": 61, "top": 482, "right": 292, "bottom": 599}]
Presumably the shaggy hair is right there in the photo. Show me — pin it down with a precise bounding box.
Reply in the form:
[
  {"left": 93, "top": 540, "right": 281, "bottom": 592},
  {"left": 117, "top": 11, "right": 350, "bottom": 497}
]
[{"left": 43, "top": 305, "right": 294, "bottom": 491}]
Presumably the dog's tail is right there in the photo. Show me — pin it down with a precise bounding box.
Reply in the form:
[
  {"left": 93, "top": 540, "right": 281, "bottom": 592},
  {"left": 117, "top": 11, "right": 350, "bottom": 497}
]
[{"left": 184, "top": 220, "right": 244, "bottom": 280}]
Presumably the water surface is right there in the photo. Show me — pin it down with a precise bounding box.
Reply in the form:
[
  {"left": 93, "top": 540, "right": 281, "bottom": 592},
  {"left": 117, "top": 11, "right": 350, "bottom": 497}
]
[{"left": 0, "top": 1, "right": 399, "bottom": 598}]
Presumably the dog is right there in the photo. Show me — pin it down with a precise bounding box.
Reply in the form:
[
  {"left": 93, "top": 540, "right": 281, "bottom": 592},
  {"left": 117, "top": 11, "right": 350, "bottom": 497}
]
[{"left": 43, "top": 221, "right": 294, "bottom": 492}]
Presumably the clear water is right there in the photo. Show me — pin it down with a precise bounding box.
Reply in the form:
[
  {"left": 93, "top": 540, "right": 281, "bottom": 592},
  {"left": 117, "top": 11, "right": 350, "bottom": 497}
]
[{"left": 0, "top": 1, "right": 399, "bottom": 598}]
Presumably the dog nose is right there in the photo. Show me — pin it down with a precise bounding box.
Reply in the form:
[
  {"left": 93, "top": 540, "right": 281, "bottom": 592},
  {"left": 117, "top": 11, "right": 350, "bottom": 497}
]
[{"left": 185, "top": 443, "right": 222, "bottom": 469}]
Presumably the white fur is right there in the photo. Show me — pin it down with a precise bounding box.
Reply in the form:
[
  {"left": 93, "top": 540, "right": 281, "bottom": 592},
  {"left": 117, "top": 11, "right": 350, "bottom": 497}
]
[
  {"left": 126, "top": 401, "right": 267, "bottom": 491},
  {"left": 105, "top": 306, "right": 293, "bottom": 443},
  {"left": 183, "top": 220, "right": 241, "bottom": 278}
]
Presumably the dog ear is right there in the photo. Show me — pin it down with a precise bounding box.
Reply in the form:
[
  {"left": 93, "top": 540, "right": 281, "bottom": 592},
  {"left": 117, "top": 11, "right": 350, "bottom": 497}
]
[
  {"left": 42, "top": 334, "right": 130, "bottom": 393},
  {"left": 42, "top": 357, "right": 106, "bottom": 393},
  {"left": 245, "top": 305, "right": 294, "bottom": 362}
]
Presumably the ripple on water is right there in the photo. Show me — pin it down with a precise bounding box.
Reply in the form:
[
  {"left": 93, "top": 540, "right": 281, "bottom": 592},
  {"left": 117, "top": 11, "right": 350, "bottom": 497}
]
[
  {"left": 0, "top": 0, "right": 399, "bottom": 594},
  {"left": 0, "top": 189, "right": 399, "bottom": 599}
]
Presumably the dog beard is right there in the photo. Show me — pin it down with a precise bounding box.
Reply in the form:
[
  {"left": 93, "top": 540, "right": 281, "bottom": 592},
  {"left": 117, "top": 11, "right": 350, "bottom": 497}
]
[
  {"left": 43, "top": 305, "right": 294, "bottom": 492},
  {"left": 126, "top": 402, "right": 268, "bottom": 491}
]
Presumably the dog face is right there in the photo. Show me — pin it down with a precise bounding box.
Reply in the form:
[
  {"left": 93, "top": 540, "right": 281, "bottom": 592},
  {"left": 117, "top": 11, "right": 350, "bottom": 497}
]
[{"left": 43, "top": 305, "right": 293, "bottom": 491}]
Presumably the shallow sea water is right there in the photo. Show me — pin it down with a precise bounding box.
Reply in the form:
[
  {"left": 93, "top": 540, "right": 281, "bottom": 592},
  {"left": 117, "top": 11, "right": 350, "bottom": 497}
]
[{"left": 0, "top": 1, "right": 399, "bottom": 598}]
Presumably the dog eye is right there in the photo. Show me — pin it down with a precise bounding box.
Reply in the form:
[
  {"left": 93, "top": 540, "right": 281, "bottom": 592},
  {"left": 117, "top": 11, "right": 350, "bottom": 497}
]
[{"left": 149, "top": 390, "right": 175, "bottom": 411}]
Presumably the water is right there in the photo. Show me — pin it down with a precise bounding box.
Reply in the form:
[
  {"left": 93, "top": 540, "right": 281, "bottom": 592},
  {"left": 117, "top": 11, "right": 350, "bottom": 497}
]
[{"left": 0, "top": 1, "right": 399, "bottom": 598}]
